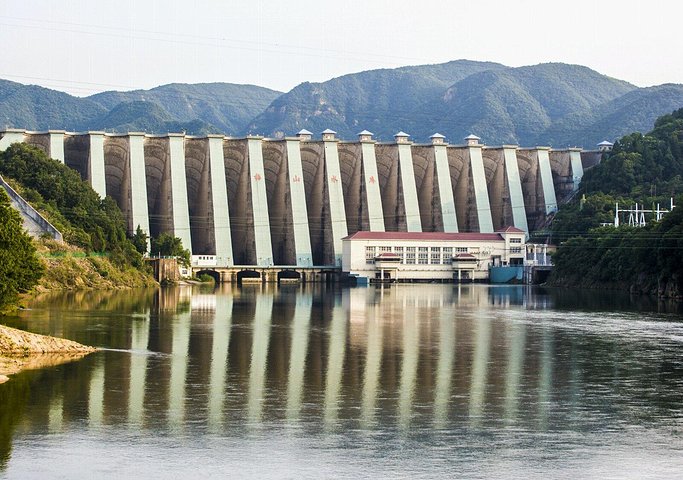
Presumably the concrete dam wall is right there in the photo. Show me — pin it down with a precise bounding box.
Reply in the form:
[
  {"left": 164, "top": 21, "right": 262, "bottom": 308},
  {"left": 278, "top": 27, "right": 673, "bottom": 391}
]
[{"left": 0, "top": 128, "right": 588, "bottom": 268}]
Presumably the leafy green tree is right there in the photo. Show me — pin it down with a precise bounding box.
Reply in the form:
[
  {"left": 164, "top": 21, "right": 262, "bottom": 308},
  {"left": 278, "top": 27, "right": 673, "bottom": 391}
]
[
  {"left": 0, "top": 189, "right": 44, "bottom": 312},
  {"left": 150, "top": 233, "right": 190, "bottom": 266},
  {"left": 130, "top": 225, "right": 148, "bottom": 255}
]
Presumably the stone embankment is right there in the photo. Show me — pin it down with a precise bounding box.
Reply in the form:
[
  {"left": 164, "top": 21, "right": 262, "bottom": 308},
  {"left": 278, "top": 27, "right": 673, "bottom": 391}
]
[{"left": 0, "top": 324, "right": 97, "bottom": 383}]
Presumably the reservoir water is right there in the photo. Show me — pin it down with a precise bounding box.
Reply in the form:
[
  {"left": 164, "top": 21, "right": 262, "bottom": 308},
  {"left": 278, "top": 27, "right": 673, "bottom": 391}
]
[{"left": 1, "top": 285, "right": 682, "bottom": 479}]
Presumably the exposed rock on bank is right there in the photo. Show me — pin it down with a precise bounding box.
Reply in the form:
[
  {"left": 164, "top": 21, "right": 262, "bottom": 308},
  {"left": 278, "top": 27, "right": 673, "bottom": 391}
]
[{"left": 0, "top": 325, "right": 97, "bottom": 383}]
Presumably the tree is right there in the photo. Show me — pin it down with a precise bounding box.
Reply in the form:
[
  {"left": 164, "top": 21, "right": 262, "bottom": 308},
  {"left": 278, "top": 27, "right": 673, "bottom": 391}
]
[
  {"left": 0, "top": 189, "right": 44, "bottom": 312},
  {"left": 130, "top": 225, "right": 148, "bottom": 255},
  {"left": 150, "top": 233, "right": 191, "bottom": 266}
]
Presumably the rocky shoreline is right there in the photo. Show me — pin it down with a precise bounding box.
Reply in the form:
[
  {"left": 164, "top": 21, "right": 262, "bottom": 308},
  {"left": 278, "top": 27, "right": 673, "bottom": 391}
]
[{"left": 0, "top": 324, "right": 97, "bottom": 383}]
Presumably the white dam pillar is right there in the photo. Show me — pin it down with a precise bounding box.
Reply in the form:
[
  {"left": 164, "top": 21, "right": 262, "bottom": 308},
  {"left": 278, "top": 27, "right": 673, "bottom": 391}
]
[
  {"left": 431, "top": 133, "right": 458, "bottom": 232},
  {"left": 167, "top": 134, "right": 192, "bottom": 252},
  {"left": 128, "top": 133, "right": 151, "bottom": 239},
  {"left": 48, "top": 130, "right": 65, "bottom": 163},
  {"left": 503, "top": 145, "right": 529, "bottom": 233},
  {"left": 286, "top": 138, "right": 313, "bottom": 267},
  {"left": 247, "top": 136, "right": 274, "bottom": 267},
  {"left": 87, "top": 132, "right": 107, "bottom": 199},
  {"left": 395, "top": 132, "right": 422, "bottom": 232},
  {"left": 208, "top": 135, "right": 234, "bottom": 267},
  {"left": 0, "top": 129, "right": 26, "bottom": 150},
  {"left": 322, "top": 129, "right": 348, "bottom": 267},
  {"left": 569, "top": 148, "right": 584, "bottom": 191},
  {"left": 537, "top": 147, "right": 558, "bottom": 214},
  {"left": 358, "top": 131, "right": 385, "bottom": 232},
  {"left": 466, "top": 135, "right": 494, "bottom": 233}
]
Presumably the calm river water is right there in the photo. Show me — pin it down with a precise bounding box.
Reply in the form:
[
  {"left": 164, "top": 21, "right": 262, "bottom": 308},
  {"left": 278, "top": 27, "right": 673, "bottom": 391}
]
[{"left": 1, "top": 284, "right": 683, "bottom": 479}]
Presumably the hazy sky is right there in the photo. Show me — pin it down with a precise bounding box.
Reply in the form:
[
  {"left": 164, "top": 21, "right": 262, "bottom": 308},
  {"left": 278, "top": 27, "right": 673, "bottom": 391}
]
[{"left": 1, "top": 0, "right": 682, "bottom": 97}]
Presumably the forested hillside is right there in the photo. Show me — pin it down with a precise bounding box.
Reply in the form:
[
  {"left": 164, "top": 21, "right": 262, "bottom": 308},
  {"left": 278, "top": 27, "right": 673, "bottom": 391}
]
[
  {"left": 550, "top": 109, "right": 683, "bottom": 297},
  {"left": 0, "top": 80, "right": 281, "bottom": 135},
  {"left": 0, "top": 144, "right": 156, "bottom": 294},
  {"left": 1, "top": 60, "right": 682, "bottom": 147},
  {"left": 88, "top": 83, "right": 282, "bottom": 134}
]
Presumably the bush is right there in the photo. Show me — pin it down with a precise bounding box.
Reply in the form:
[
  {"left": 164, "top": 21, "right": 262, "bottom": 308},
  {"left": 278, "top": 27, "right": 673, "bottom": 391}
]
[
  {"left": 197, "top": 273, "right": 215, "bottom": 283},
  {"left": 0, "top": 189, "right": 44, "bottom": 312}
]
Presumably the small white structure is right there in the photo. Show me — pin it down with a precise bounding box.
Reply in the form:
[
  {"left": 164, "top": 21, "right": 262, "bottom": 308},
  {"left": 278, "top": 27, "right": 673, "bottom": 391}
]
[
  {"left": 192, "top": 255, "right": 218, "bottom": 267},
  {"left": 465, "top": 134, "right": 481, "bottom": 146},
  {"left": 296, "top": 129, "right": 313, "bottom": 141},
  {"left": 358, "top": 130, "right": 374, "bottom": 142},
  {"left": 430, "top": 133, "right": 446, "bottom": 145},
  {"left": 597, "top": 140, "right": 614, "bottom": 152},
  {"left": 394, "top": 131, "right": 411, "bottom": 144},
  {"left": 342, "top": 227, "right": 526, "bottom": 283},
  {"left": 321, "top": 129, "right": 337, "bottom": 141}
]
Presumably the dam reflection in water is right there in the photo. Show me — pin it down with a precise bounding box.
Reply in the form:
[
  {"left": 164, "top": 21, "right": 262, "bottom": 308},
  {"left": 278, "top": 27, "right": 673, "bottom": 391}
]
[{"left": 3, "top": 284, "right": 683, "bottom": 478}]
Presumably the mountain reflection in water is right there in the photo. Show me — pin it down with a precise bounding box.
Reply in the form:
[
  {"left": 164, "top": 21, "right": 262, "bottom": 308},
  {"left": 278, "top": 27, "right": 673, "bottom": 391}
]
[{"left": 1, "top": 284, "right": 682, "bottom": 479}]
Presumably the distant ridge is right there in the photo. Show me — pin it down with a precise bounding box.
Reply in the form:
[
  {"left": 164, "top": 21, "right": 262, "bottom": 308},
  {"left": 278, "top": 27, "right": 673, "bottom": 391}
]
[{"left": 1, "top": 60, "right": 683, "bottom": 147}]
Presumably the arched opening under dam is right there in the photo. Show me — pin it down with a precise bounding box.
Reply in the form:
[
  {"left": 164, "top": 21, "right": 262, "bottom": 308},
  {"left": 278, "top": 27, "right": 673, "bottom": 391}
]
[
  {"left": 277, "top": 270, "right": 301, "bottom": 284},
  {"left": 237, "top": 270, "right": 261, "bottom": 284},
  {"left": 196, "top": 269, "right": 220, "bottom": 284}
]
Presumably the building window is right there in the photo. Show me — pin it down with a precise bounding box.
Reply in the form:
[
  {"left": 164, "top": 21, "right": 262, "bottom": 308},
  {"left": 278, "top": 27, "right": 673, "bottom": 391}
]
[
  {"left": 394, "top": 246, "right": 404, "bottom": 263},
  {"left": 510, "top": 238, "right": 522, "bottom": 244},
  {"left": 443, "top": 247, "right": 452, "bottom": 257},
  {"left": 379, "top": 246, "right": 392, "bottom": 252},
  {"left": 406, "top": 247, "right": 416, "bottom": 264},
  {"left": 510, "top": 247, "right": 522, "bottom": 254},
  {"left": 366, "top": 246, "right": 376, "bottom": 264},
  {"left": 431, "top": 247, "right": 441, "bottom": 264},
  {"left": 418, "top": 247, "right": 428, "bottom": 264},
  {"left": 455, "top": 247, "right": 468, "bottom": 253}
]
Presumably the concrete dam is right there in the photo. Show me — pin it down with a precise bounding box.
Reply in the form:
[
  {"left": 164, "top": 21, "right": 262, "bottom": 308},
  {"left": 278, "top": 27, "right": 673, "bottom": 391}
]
[{"left": 0, "top": 128, "right": 589, "bottom": 269}]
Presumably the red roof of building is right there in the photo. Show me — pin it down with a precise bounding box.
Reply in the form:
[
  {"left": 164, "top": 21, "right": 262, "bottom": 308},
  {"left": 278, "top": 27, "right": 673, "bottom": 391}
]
[
  {"left": 454, "top": 253, "right": 477, "bottom": 259},
  {"left": 343, "top": 231, "right": 504, "bottom": 241},
  {"left": 495, "top": 226, "right": 525, "bottom": 234},
  {"left": 375, "top": 252, "right": 402, "bottom": 258}
]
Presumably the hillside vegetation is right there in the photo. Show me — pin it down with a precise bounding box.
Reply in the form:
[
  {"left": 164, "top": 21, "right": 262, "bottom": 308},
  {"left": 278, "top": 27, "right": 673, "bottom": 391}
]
[
  {"left": 1, "top": 61, "right": 682, "bottom": 147},
  {"left": 0, "top": 189, "right": 43, "bottom": 313},
  {"left": 550, "top": 109, "right": 683, "bottom": 297},
  {"left": 0, "top": 144, "right": 155, "bottom": 303}
]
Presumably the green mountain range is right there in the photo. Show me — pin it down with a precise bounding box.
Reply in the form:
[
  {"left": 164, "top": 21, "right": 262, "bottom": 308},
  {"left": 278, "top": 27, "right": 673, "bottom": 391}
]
[{"left": 1, "top": 60, "right": 683, "bottom": 148}]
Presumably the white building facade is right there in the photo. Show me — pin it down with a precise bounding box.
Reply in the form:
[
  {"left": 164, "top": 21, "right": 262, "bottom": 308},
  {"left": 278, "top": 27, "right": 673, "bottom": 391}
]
[{"left": 342, "top": 228, "right": 526, "bottom": 283}]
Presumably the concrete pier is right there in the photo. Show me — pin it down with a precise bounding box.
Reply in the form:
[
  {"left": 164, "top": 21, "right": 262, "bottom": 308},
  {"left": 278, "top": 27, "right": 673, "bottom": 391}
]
[
  {"left": 247, "top": 137, "right": 274, "bottom": 267},
  {"left": 0, "top": 129, "right": 25, "bottom": 150},
  {"left": 569, "top": 149, "right": 584, "bottom": 191},
  {"left": 48, "top": 131, "right": 65, "bottom": 163},
  {"left": 322, "top": 131, "right": 348, "bottom": 267},
  {"left": 286, "top": 138, "right": 314, "bottom": 266},
  {"left": 395, "top": 133, "right": 422, "bottom": 232},
  {"left": 467, "top": 138, "right": 494, "bottom": 233},
  {"left": 503, "top": 146, "right": 529, "bottom": 233},
  {"left": 433, "top": 135, "right": 458, "bottom": 232},
  {"left": 144, "top": 134, "right": 192, "bottom": 252},
  {"left": 537, "top": 147, "right": 558, "bottom": 214},
  {"left": 209, "top": 136, "right": 233, "bottom": 266},
  {"left": 88, "top": 132, "right": 107, "bottom": 198},
  {"left": 360, "top": 134, "right": 385, "bottom": 232}
]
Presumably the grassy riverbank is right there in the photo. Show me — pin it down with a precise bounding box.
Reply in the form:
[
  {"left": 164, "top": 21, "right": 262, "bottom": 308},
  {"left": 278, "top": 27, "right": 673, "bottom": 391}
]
[{"left": 33, "top": 239, "right": 156, "bottom": 292}]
